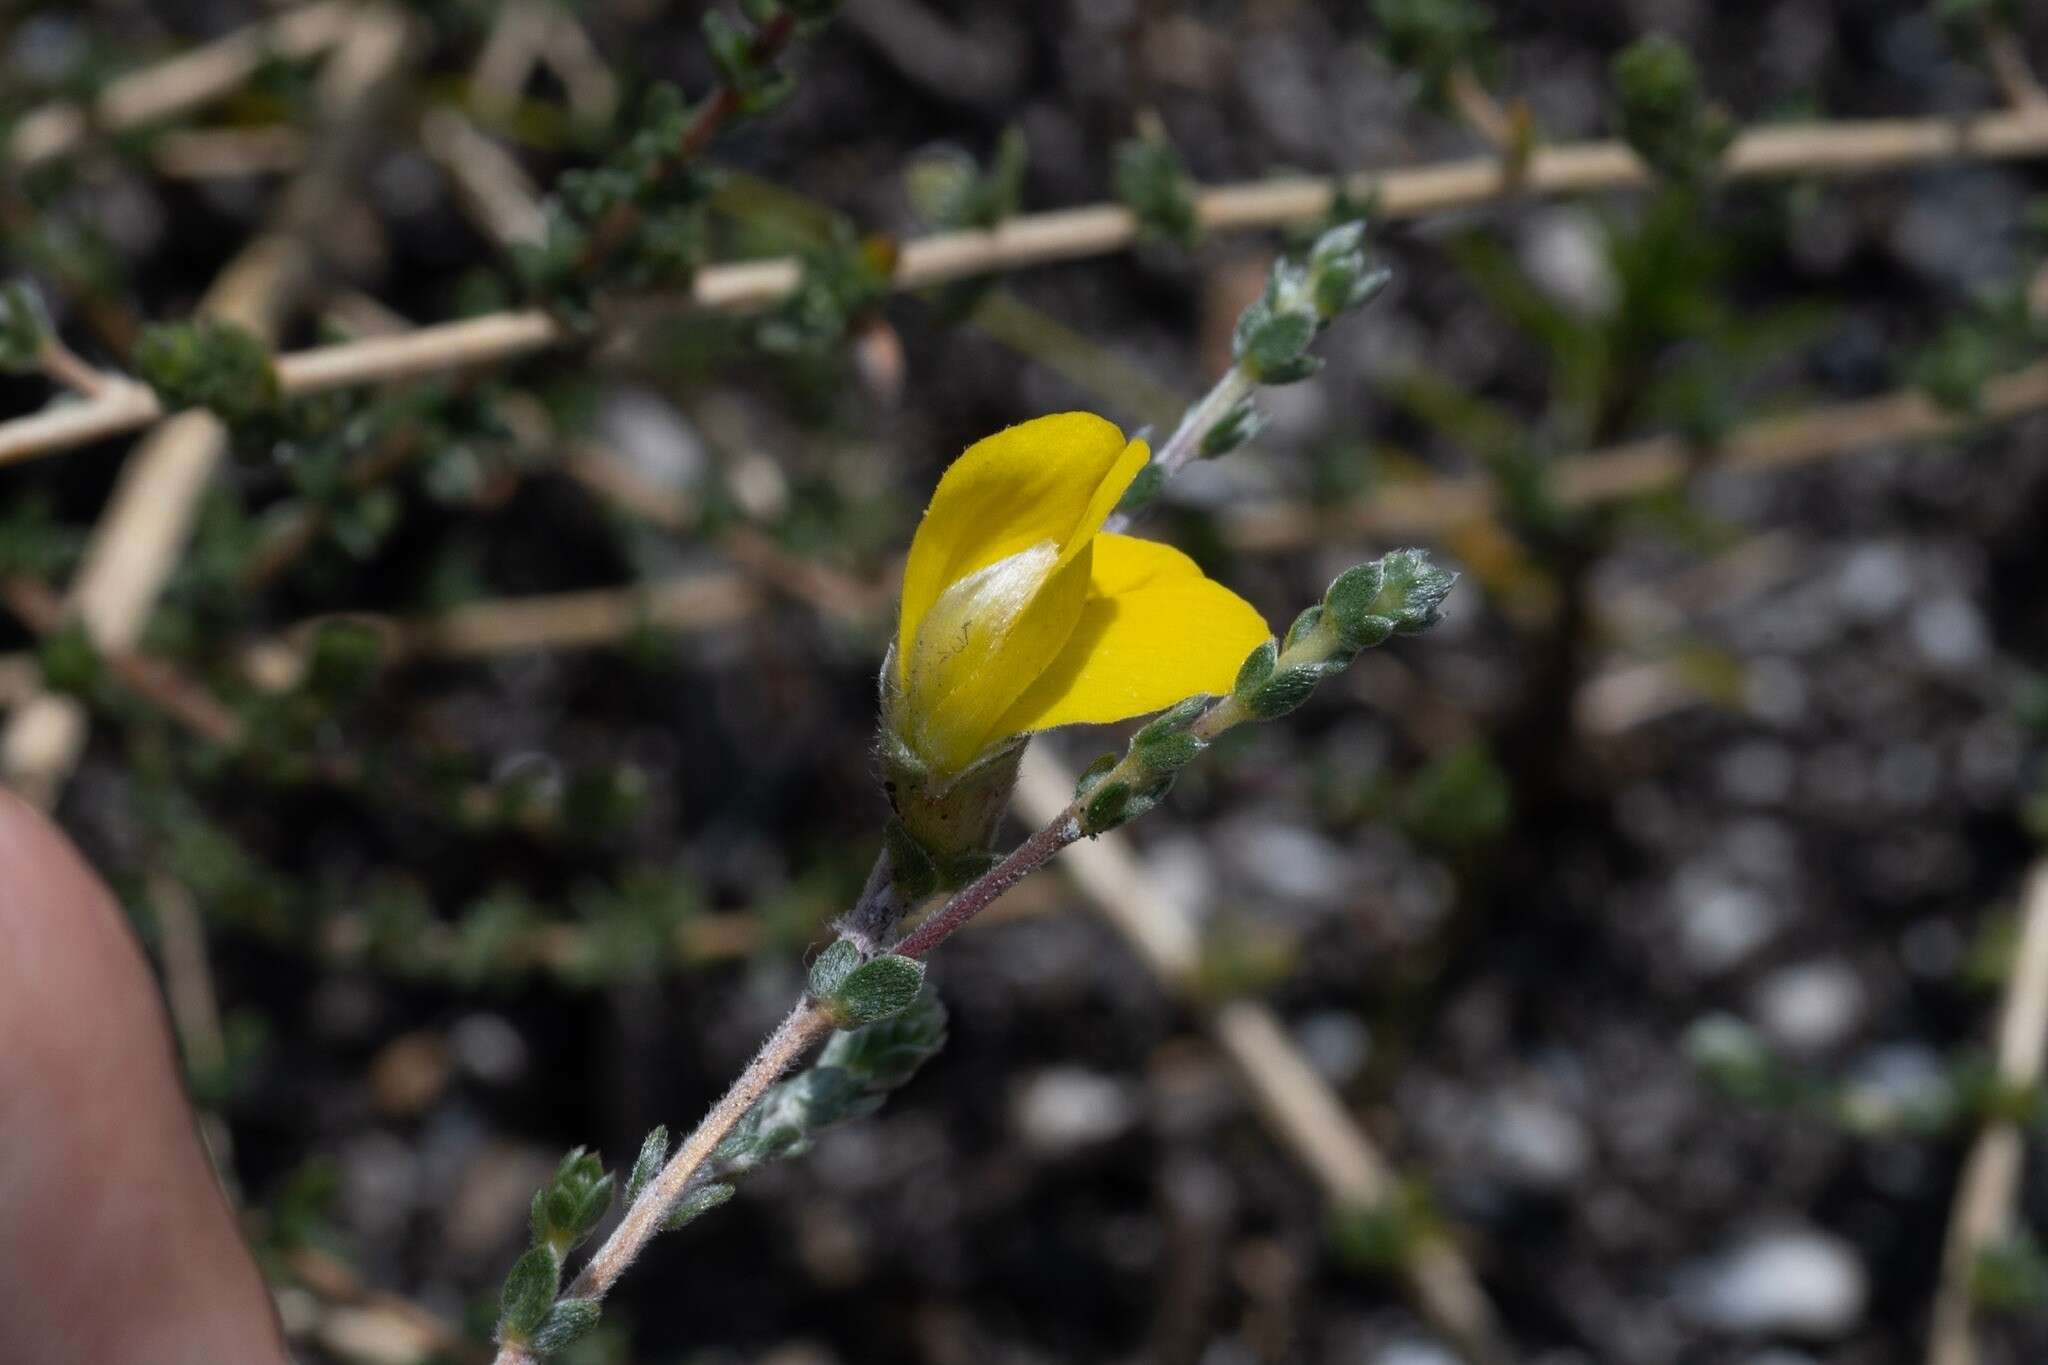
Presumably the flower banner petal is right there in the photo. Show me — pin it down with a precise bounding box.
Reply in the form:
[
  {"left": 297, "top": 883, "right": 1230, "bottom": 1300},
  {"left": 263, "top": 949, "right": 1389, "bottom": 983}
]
[{"left": 896, "top": 413, "right": 1133, "bottom": 669}]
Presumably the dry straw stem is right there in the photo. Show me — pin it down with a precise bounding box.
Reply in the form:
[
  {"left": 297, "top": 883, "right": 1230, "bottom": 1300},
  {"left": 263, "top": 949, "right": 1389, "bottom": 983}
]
[
  {"left": 1011, "top": 748, "right": 1511, "bottom": 1365},
  {"left": 12, "top": 105, "right": 2048, "bottom": 466},
  {"left": 1227, "top": 358, "right": 2048, "bottom": 549},
  {"left": 0, "top": 6, "right": 417, "bottom": 810},
  {"left": 4, "top": 0, "right": 356, "bottom": 171},
  {"left": 1925, "top": 859, "right": 2048, "bottom": 1365}
]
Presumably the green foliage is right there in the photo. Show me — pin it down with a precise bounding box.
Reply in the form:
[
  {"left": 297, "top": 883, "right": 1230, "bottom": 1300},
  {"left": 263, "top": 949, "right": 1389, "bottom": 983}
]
[
  {"left": 1932, "top": 0, "right": 2020, "bottom": 32},
  {"left": 663, "top": 1181, "right": 736, "bottom": 1230},
  {"left": 497, "top": 1245, "right": 563, "bottom": 1345},
  {"left": 531, "top": 1148, "right": 617, "bottom": 1258},
  {"left": 1911, "top": 279, "right": 2048, "bottom": 413},
  {"left": 1975, "top": 1233, "right": 2048, "bottom": 1314},
  {"left": 1372, "top": 0, "right": 1496, "bottom": 107},
  {"left": 712, "top": 991, "right": 948, "bottom": 1178},
  {"left": 1396, "top": 741, "right": 1512, "bottom": 854},
  {"left": 1114, "top": 125, "right": 1200, "bottom": 250},
  {"left": 756, "top": 230, "right": 895, "bottom": 357},
  {"left": 0, "top": 494, "right": 82, "bottom": 581},
  {"left": 533, "top": 1299, "right": 604, "bottom": 1354},
  {"left": 1232, "top": 221, "right": 1390, "bottom": 387},
  {"left": 906, "top": 127, "right": 1029, "bottom": 232},
  {"left": 625, "top": 1126, "right": 669, "bottom": 1205},
  {"left": 807, "top": 938, "right": 863, "bottom": 1000},
  {"left": 1609, "top": 35, "right": 1734, "bottom": 189},
  {"left": 1328, "top": 1183, "right": 1440, "bottom": 1273},
  {"left": 832, "top": 955, "right": 926, "bottom": 1025},
  {"left": 516, "top": 4, "right": 833, "bottom": 319},
  {"left": 133, "top": 319, "right": 278, "bottom": 424},
  {"left": 1198, "top": 398, "right": 1265, "bottom": 457},
  {"left": 904, "top": 128, "right": 1031, "bottom": 322},
  {"left": 0, "top": 281, "right": 48, "bottom": 372}
]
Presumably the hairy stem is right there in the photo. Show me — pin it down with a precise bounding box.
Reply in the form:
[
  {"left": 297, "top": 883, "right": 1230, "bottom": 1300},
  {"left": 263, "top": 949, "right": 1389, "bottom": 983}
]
[
  {"left": 1104, "top": 364, "right": 1253, "bottom": 535},
  {"left": 507, "top": 997, "right": 830, "bottom": 1355},
  {"left": 892, "top": 807, "right": 1083, "bottom": 959}
]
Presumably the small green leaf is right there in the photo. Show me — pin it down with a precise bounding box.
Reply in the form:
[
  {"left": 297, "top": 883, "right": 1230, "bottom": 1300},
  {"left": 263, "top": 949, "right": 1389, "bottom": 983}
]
[
  {"left": 626, "top": 1126, "right": 669, "bottom": 1205},
  {"left": 821, "top": 992, "right": 949, "bottom": 1091},
  {"left": 1137, "top": 693, "right": 1212, "bottom": 740},
  {"left": 1116, "top": 460, "right": 1167, "bottom": 514},
  {"left": 1245, "top": 665, "right": 1326, "bottom": 720},
  {"left": 1234, "top": 640, "right": 1279, "bottom": 698},
  {"left": 1283, "top": 605, "right": 1325, "bottom": 651},
  {"left": 834, "top": 955, "right": 925, "bottom": 1025},
  {"left": 1323, "top": 561, "right": 1398, "bottom": 650},
  {"left": 532, "top": 1298, "right": 602, "bottom": 1354},
  {"left": 937, "top": 849, "right": 1000, "bottom": 890},
  {"left": 664, "top": 1181, "right": 736, "bottom": 1230},
  {"left": 496, "top": 1245, "right": 561, "bottom": 1342},
  {"left": 1372, "top": 547, "right": 1459, "bottom": 634},
  {"left": 1200, "top": 398, "right": 1265, "bottom": 456},
  {"left": 1234, "top": 305, "right": 1318, "bottom": 382},
  {"left": 132, "top": 319, "right": 278, "bottom": 425},
  {"left": 1074, "top": 752, "right": 1121, "bottom": 797},
  {"left": 0, "top": 282, "right": 48, "bottom": 373},
  {"left": 1133, "top": 727, "right": 1202, "bottom": 774},
  {"left": 807, "top": 939, "right": 863, "bottom": 1001},
  {"left": 1609, "top": 34, "right": 1734, "bottom": 188},
  {"left": 1083, "top": 778, "right": 1133, "bottom": 832},
  {"left": 883, "top": 817, "right": 940, "bottom": 900}
]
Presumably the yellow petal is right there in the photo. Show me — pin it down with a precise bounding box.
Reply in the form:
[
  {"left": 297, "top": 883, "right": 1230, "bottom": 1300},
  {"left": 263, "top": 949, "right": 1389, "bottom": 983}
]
[
  {"left": 896, "top": 413, "right": 1146, "bottom": 671},
  {"left": 992, "top": 534, "right": 1271, "bottom": 736},
  {"left": 897, "top": 537, "right": 1094, "bottom": 774}
]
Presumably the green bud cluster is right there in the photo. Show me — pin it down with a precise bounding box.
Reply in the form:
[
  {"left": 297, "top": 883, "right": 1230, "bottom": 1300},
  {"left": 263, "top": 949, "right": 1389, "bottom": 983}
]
[
  {"left": 1371, "top": 0, "right": 1497, "bottom": 106},
  {"left": 133, "top": 319, "right": 279, "bottom": 424},
  {"left": 1072, "top": 549, "right": 1456, "bottom": 837},
  {"left": 496, "top": 1149, "right": 616, "bottom": 1354},
  {"left": 905, "top": 128, "right": 1031, "bottom": 322},
  {"left": 1235, "top": 547, "right": 1458, "bottom": 721},
  {"left": 0, "top": 281, "right": 48, "bottom": 374},
  {"left": 530, "top": 1148, "right": 616, "bottom": 1258},
  {"left": 1229, "top": 221, "right": 1391, "bottom": 393},
  {"left": 1609, "top": 34, "right": 1734, "bottom": 189},
  {"left": 757, "top": 230, "right": 897, "bottom": 357},
  {"left": 806, "top": 938, "right": 926, "bottom": 1027},
  {"left": 1910, "top": 279, "right": 2048, "bottom": 414},
  {"left": 906, "top": 128, "right": 1029, "bottom": 233},
  {"left": 1114, "top": 126, "right": 1200, "bottom": 250},
  {"left": 515, "top": 3, "right": 836, "bottom": 320},
  {"left": 1074, "top": 693, "right": 1212, "bottom": 836},
  {"left": 1328, "top": 1181, "right": 1440, "bottom": 1274},
  {"left": 1973, "top": 1233, "right": 2048, "bottom": 1314}
]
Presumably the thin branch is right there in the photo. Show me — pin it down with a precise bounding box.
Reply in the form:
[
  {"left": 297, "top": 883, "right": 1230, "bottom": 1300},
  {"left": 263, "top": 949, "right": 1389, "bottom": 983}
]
[
  {"left": 1102, "top": 364, "right": 1253, "bottom": 536},
  {"left": 13, "top": 107, "right": 2048, "bottom": 464},
  {"left": 149, "top": 870, "right": 227, "bottom": 1082},
  {"left": 1925, "top": 858, "right": 2048, "bottom": 1365},
  {"left": 1010, "top": 748, "right": 1511, "bottom": 1365},
  {"left": 0, "top": 6, "right": 417, "bottom": 810},
  {"left": 5, "top": 0, "right": 356, "bottom": 171},
  {"left": 510, "top": 1000, "right": 833, "bottom": 1350}
]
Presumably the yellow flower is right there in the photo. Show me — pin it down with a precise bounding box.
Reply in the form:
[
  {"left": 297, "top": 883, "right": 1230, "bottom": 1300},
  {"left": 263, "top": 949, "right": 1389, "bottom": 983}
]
[{"left": 885, "top": 412, "right": 1270, "bottom": 779}]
